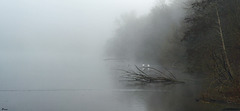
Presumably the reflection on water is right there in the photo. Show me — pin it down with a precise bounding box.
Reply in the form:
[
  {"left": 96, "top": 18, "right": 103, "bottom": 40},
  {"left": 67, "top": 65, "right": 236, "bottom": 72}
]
[
  {"left": 0, "top": 84, "right": 221, "bottom": 111},
  {"left": 0, "top": 55, "right": 230, "bottom": 111}
]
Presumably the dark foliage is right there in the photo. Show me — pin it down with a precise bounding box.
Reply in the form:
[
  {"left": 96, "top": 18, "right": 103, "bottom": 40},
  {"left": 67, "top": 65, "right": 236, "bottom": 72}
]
[{"left": 184, "top": 0, "right": 240, "bottom": 103}]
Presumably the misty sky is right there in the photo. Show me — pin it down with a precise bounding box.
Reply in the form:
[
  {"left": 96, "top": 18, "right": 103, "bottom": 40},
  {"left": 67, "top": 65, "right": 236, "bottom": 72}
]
[{"left": 0, "top": 0, "right": 156, "bottom": 57}]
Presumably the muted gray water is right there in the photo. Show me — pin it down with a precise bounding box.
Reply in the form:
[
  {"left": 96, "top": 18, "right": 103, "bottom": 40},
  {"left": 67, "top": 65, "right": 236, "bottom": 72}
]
[{"left": 0, "top": 53, "right": 226, "bottom": 111}]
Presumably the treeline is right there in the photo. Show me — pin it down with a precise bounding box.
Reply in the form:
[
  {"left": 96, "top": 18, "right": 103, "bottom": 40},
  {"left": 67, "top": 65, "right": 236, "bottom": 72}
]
[
  {"left": 106, "top": 0, "right": 240, "bottom": 78},
  {"left": 183, "top": 0, "right": 240, "bottom": 103},
  {"left": 184, "top": 0, "right": 240, "bottom": 77},
  {"left": 106, "top": 3, "right": 186, "bottom": 67},
  {"left": 106, "top": 0, "right": 240, "bottom": 103}
]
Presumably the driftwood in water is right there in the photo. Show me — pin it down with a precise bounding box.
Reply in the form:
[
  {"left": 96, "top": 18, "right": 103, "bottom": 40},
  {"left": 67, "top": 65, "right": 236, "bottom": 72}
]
[{"left": 117, "top": 65, "right": 184, "bottom": 84}]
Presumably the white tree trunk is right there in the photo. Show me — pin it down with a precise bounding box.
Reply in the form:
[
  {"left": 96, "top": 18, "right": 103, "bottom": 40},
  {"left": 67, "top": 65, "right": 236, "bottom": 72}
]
[{"left": 216, "top": 7, "right": 233, "bottom": 80}]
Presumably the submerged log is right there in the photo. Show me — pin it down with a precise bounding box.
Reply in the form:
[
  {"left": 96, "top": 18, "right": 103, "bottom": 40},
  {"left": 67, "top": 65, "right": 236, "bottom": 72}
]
[{"left": 117, "top": 65, "right": 184, "bottom": 84}]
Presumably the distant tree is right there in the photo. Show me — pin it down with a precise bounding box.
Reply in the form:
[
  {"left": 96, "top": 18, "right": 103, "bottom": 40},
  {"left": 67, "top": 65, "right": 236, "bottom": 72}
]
[{"left": 106, "top": 4, "right": 186, "bottom": 67}]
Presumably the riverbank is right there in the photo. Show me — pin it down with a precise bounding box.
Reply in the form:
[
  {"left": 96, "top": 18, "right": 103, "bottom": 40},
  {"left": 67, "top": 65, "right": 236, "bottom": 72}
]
[{"left": 200, "top": 80, "right": 240, "bottom": 105}]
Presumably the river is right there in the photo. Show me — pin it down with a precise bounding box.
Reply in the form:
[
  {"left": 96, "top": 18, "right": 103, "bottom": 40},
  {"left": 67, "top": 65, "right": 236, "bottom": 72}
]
[{"left": 0, "top": 52, "right": 230, "bottom": 111}]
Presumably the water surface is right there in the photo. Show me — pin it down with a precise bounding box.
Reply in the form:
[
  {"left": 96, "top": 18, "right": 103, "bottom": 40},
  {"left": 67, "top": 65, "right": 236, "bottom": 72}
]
[{"left": 0, "top": 55, "right": 226, "bottom": 111}]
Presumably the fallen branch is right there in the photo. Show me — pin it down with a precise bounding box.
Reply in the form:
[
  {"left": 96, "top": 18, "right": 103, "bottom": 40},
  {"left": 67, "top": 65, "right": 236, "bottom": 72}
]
[{"left": 116, "top": 65, "right": 184, "bottom": 84}]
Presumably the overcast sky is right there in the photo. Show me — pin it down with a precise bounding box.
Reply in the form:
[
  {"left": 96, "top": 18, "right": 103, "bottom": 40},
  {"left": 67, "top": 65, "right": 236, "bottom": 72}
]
[{"left": 0, "top": 0, "right": 157, "bottom": 57}]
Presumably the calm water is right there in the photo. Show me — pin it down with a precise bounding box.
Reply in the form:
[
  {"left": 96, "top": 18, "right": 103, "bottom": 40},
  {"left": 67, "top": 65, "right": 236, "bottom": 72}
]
[{"left": 0, "top": 53, "right": 231, "bottom": 111}]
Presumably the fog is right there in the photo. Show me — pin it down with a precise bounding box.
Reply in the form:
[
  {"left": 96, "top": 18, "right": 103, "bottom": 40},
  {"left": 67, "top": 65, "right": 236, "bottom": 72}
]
[
  {"left": 0, "top": 0, "right": 155, "bottom": 89},
  {"left": 0, "top": 0, "right": 155, "bottom": 54},
  {"left": 0, "top": 0, "right": 219, "bottom": 111},
  {"left": 106, "top": 0, "right": 188, "bottom": 67}
]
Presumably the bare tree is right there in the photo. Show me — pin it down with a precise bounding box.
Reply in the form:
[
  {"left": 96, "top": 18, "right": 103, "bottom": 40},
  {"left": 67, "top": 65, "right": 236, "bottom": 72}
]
[{"left": 215, "top": 6, "right": 233, "bottom": 80}]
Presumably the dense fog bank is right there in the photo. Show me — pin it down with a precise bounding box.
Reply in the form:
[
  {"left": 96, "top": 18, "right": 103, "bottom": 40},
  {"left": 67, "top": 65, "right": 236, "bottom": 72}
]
[{"left": 106, "top": 1, "right": 188, "bottom": 67}]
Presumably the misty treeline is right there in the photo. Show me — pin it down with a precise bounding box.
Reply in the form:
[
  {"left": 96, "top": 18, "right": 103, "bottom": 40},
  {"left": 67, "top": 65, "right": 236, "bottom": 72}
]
[
  {"left": 106, "top": 2, "right": 186, "bottom": 67},
  {"left": 106, "top": 0, "right": 240, "bottom": 103}
]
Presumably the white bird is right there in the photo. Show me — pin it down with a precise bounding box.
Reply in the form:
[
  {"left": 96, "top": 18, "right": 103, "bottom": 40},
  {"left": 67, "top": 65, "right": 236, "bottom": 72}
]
[
  {"left": 142, "top": 64, "right": 145, "bottom": 70},
  {"left": 147, "top": 64, "right": 150, "bottom": 71}
]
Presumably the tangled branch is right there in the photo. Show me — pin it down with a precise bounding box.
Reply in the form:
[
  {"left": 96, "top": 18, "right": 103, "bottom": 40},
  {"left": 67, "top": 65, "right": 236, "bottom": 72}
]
[{"left": 116, "top": 65, "right": 184, "bottom": 84}]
